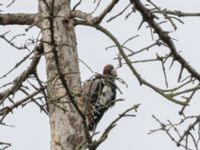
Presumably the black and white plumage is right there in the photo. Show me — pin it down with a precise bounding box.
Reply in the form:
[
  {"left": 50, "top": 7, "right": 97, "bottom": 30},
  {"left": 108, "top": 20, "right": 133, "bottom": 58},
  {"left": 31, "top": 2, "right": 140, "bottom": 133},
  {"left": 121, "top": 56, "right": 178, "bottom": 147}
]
[{"left": 83, "top": 64, "right": 117, "bottom": 131}]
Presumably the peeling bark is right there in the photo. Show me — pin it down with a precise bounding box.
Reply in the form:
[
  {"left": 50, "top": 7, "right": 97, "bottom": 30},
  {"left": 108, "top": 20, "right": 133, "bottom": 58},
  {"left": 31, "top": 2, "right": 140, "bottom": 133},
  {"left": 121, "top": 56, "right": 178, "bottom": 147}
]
[{"left": 38, "top": 0, "right": 85, "bottom": 150}]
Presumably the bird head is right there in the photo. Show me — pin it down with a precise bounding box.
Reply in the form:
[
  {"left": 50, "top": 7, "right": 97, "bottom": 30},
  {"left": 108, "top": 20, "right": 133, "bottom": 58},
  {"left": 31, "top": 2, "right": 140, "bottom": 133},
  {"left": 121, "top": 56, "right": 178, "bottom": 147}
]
[{"left": 103, "top": 64, "right": 117, "bottom": 78}]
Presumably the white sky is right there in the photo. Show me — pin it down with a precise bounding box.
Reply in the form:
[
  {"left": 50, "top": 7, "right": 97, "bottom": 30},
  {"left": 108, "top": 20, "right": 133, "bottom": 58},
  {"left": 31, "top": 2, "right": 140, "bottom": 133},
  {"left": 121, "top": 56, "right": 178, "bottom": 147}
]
[{"left": 0, "top": 0, "right": 200, "bottom": 150}]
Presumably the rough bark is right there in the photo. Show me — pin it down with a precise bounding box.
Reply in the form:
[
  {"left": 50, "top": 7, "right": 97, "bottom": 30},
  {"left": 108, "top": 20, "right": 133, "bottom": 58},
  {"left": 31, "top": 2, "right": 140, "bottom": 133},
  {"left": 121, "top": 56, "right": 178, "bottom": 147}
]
[
  {"left": 0, "top": 13, "right": 35, "bottom": 25},
  {"left": 38, "top": 0, "right": 85, "bottom": 150}
]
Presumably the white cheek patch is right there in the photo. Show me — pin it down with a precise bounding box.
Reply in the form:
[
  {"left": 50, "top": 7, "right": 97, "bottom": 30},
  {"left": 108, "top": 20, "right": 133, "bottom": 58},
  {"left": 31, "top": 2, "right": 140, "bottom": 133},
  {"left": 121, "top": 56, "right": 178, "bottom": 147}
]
[{"left": 111, "top": 68, "right": 117, "bottom": 77}]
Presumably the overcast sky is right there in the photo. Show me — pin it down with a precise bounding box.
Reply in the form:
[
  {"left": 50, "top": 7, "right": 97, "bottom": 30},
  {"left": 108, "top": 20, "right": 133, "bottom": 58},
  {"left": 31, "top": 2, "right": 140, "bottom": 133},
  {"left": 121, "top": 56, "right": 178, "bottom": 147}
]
[{"left": 1, "top": 0, "right": 200, "bottom": 150}]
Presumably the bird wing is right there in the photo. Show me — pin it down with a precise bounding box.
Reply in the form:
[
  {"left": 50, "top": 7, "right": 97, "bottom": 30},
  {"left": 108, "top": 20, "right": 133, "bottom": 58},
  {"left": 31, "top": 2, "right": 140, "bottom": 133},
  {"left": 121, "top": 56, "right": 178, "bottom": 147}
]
[{"left": 98, "top": 85, "right": 113, "bottom": 106}]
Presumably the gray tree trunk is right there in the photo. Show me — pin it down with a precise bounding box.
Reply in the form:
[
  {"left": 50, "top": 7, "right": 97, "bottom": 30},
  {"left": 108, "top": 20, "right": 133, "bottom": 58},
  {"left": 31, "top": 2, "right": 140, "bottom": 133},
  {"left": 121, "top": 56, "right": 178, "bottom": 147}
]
[{"left": 38, "top": 0, "right": 85, "bottom": 150}]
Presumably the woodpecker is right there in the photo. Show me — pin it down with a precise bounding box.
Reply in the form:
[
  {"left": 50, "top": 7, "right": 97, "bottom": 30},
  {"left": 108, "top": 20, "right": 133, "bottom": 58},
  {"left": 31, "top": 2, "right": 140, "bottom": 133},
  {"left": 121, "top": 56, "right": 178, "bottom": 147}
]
[{"left": 83, "top": 64, "right": 117, "bottom": 131}]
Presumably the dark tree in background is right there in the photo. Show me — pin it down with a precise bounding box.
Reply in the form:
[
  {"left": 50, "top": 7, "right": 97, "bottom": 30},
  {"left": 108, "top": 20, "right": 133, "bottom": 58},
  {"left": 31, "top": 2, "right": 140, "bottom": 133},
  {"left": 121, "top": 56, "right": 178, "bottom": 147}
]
[{"left": 0, "top": 0, "right": 200, "bottom": 150}]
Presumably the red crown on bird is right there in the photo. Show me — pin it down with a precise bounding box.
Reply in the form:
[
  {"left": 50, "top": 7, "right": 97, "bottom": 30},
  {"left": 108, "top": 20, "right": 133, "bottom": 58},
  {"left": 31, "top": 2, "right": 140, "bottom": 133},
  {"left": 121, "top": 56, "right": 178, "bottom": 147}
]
[{"left": 103, "top": 64, "right": 117, "bottom": 77}]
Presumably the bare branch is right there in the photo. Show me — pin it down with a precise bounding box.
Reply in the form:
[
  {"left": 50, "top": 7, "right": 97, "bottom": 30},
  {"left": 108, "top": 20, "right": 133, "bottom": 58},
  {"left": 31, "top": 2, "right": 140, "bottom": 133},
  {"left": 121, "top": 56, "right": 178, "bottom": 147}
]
[
  {"left": 131, "top": 0, "right": 200, "bottom": 82},
  {"left": 153, "top": 9, "right": 200, "bottom": 17},
  {"left": 0, "top": 32, "right": 28, "bottom": 50},
  {"left": 151, "top": 114, "right": 200, "bottom": 150},
  {"left": 71, "top": 10, "right": 94, "bottom": 24},
  {"left": 79, "top": 58, "right": 94, "bottom": 74},
  {"left": 0, "top": 13, "right": 36, "bottom": 25},
  {"left": 0, "top": 141, "right": 11, "bottom": 150},
  {"left": 0, "top": 87, "right": 46, "bottom": 123},
  {"left": 71, "top": 0, "right": 120, "bottom": 25},
  {"left": 0, "top": 43, "right": 43, "bottom": 103},
  {"left": 7, "top": 0, "right": 15, "bottom": 8},
  {"left": 147, "top": 0, "right": 177, "bottom": 30},
  {"left": 90, "top": 104, "right": 140, "bottom": 149},
  {"left": 0, "top": 51, "right": 34, "bottom": 79},
  {"left": 178, "top": 116, "right": 200, "bottom": 146},
  {"left": 94, "top": 0, "right": 119, "bottom": 24},
  {"left": 72, "top": 0, "right": 82, "bottom": 11},
  {"left": 91, "top": 0, "right": 102, "bottom": 14},
  {"left": 107, "top": 3, "right": 131, "bottom": 22}
]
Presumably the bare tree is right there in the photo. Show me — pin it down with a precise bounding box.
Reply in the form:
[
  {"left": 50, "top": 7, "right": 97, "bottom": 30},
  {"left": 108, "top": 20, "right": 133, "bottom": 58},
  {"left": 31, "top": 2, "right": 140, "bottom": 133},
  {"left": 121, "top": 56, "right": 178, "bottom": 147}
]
[{"left": 0, "top": 0, "right": 200, "bottom": 150}]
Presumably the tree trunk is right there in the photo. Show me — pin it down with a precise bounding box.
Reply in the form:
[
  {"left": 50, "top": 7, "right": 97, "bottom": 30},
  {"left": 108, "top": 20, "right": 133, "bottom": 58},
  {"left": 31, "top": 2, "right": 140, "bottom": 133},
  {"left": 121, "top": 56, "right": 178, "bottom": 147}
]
[{"left": 38, "top": 0, "right": 85, "bottom": 150}]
